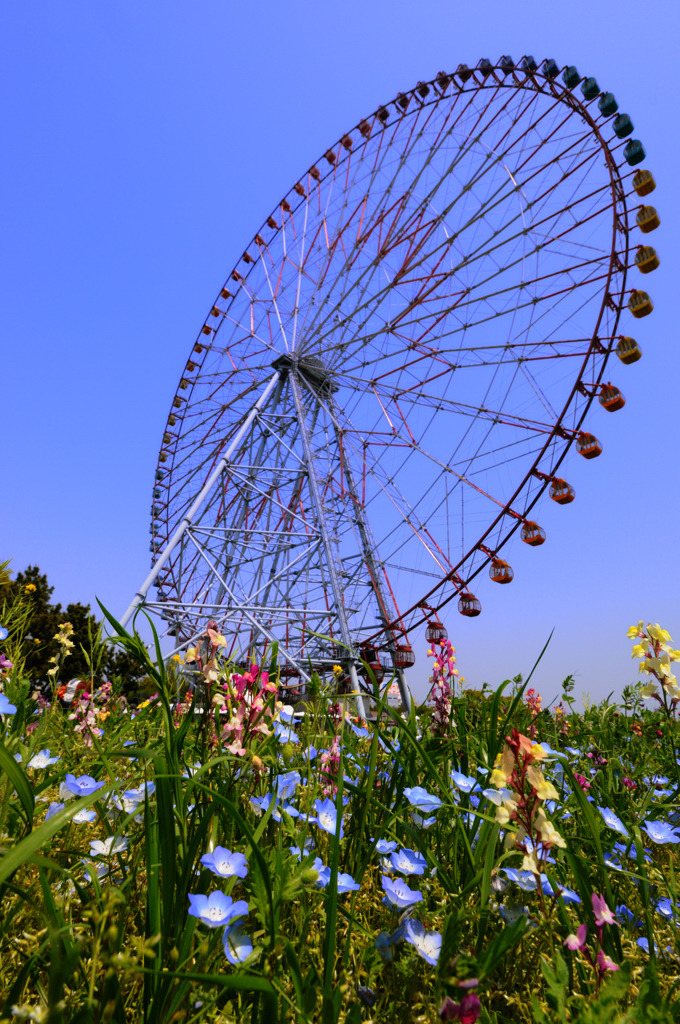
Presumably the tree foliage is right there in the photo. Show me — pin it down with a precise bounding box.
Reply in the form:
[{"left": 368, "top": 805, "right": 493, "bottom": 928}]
[{"left": 0, "top": 564, "right": 145, "bottom": 684}]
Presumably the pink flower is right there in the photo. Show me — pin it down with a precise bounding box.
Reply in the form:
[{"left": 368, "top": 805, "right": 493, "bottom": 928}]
[
  {"left": 596, "top": 948, "right": 619, "bottom": 973},
  {"left": 563, "top": 923, "right": 587, "bottom": 950},
  {"left": 592, "top": 893, "right": 618, "bottom": 928}
]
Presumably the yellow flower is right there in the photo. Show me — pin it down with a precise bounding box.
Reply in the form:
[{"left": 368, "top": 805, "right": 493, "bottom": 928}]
[
  {"left": 631, "top": 644, "right": 647, "bottom": 660},
  {"left": 536, "top": 811, "right": 566, "bottom": 849},
  {"left": 639, "top": 682, "right": 658, "bottom": 698},
  {"left": 527, "top": 765, "right": 559, "bottom": 802},
  {"left": 627, "top": 621, "right": 644, "bottom": 639},
  {"left": 172, "top": 654, "right": 182, "bottom": 663},
  {"left": 521, "top": 851, "right": 540, "bottom": 874},
  {"left": 33, "top": 638, "right": 40, "bottom": 644},
  {"left": 530, "top": 742, "right": 547, "bottom": 761},
  {"left": 648, "top": 623, "right": 672, "bottom": 644},
  {"left": 489, "top": 768, "right": 508, "bottom": 789},
  {"left": 24, "top": 583, "right": 37, "bottom": 594},
  {"left": 332, "top": 664, "right": 343, "bottom": 675},
  {"left": 185, "top": 647, "right": 197, "bottom": 663}
]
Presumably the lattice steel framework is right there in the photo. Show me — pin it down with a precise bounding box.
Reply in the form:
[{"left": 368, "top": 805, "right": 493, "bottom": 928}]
[{"left": 123, "top": 56, "right": 646, "bottom": 707}]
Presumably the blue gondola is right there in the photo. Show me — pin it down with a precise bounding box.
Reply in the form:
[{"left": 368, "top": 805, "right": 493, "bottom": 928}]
[
  {"left": 563, "top": 66, "right": 581, "bottom": 89},
  {"left": 613, "top": 113, "right": 634, "bottom": 138},
  {"left": 543, "top": 58, "right": 559, "bottom": 78},
  {"left": 581, "top": 77, "right": 599, "bottom": 100},
  {"left": 625, "top": 140, "right": 646, "bottom": 166},
  {"left": 598, "top": 92, "right": 618, "bottom": 116}
]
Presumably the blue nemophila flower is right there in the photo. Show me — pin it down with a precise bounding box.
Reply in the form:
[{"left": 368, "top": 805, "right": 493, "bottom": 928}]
[
  {"left": 637, "top": 937, "right": 650, "bottom": 954},
  {"left": 313, "top": 798, "right": 343, "bottom": 837},
  {"left": 375, "top": 922, "right": 407, "bottom": 962},
  {"left": 357, "top": 986, "right": 377, "bottom": 1008},
  {"left": 113, "top": 782, "right": 155, "bottom": 814},
  {"left": 556, "top": 886, "right": 581, "bottom": 905},
  {"left": 381, "top": 875, "right": 423, "bottom": 909},
  {"left": 450, "top": 770, "right": 477, "bottom": 794},
  {"left": 223, "top": 924, "right": 253, "bottom": 964},
  {"left": 483, "top": 787, "right": 513, "bottom": 806},
  {"left": 374, "top": 839, "right": 398, "bottom": 855},
  {"left": 499, "top": 903, "right": 530, "bottom": 925},
  {"left": 337, "top": 872, "right": 360, "bottom": 894},
  {"left": 642, "top": 821, "right": 680, "bottom": 844},
  {"left": 273, "top": 722, "right": 299, "bottom": 743},
  {"left": 0, "top": 693, "right": 17, "bottom": 715},
  {"left": 45, "top": 801, "right": 65, "bottom": 821},
  {"left": 73, "top": 809, "right": 98, "bottom": 824},
  {"left": 251, "top": 793, "right": 299, "bottom": 821},
  {"left": 289, "top": 839, "right": 314, "bottom": 860},
  {"left": 27, "top": 749, "right": 60, "bottom": 770},
  {"left": 403, "top": 786, "right": 442, "bottom": 813},
  {"left": 404, "top": 918, "right": 442, "bottom": 965},
  {"left": 503, "top": 869, "right": 537, "bottom": 892},
  {"left": 596, "top": 806, "right": 629, "bottom": 837},
  {"left": 276, "top": 770, "right": 301, "bottom": 800},
  {"left": 90, "top": 836, "right": 128, "bottom": 857},
  {"left": 656, "top": 898, "right": 679, "bottom": 923},
  {"left": 389, "top": 848, "right": 427, "bottom": 876},
  {"left": 346, "top": 719, "right": 370, "bottom": 739},
  {"left": 604, "top": 853, "right": 624, "bottom": 871},
  {"left": 187, "top": 892, "right": 249, "bottom": 929},
  {"left": 0, "top": 626, "right": 8, "bottom": 641},
  {"left": 201, "top": 847, "right": 248, "bottom": 879},
  {"left": 409, "top": 812, "right": 436, "bottom": 829},
  {"left": 64, "top": 774, "right": 105, "bottom": 798},
  {"left": 312, "top": 857, "right": 331, "bottom": 888}
]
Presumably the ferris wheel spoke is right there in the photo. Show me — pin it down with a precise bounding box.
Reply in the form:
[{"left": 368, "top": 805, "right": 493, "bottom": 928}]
[{"left": 143, "top": 61, "right": 633, "bottom": 666}]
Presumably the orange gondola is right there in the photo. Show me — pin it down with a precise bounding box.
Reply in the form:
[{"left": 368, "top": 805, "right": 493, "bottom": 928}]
[
  {"left": 425, "top": 618, "right": 448, "bottom": 643},
  {"left": 458, "top": 593, "right": 482, "bottom": 617},
  {"left": 599, "top": 383, "right": 626, "bottom": 412},
  {"left": 489, "top": 559, "right": 514, "bottom": 584},
  {"left": 393, "top": 644, "right": 415, "bottom": 669},
  {"left": 549, "top": 478, "right": 575, "bottom": 504},
  {"left": 520, "top": 521, "right": 546, "bottom": 546},
  {"left": 576, "top": 432, "right": 602, "bottom": 458},
  {"left": 360, "top": 646, "right": 385, "bottom": 683}
]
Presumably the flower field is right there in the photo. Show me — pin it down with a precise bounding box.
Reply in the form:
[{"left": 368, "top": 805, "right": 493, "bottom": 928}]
[{"left": 1, "top": 607, "right": 680, "bottom": 1023}]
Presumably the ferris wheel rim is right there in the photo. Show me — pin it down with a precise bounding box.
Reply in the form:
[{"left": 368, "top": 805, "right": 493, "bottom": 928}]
[{"left": 149, "top": 55, "right": 639, "bottom": 655}]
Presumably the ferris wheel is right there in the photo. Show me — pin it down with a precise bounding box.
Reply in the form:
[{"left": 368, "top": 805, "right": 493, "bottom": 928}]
[{"left": 122, "top": 55, "right": 658, "bottom": 710}]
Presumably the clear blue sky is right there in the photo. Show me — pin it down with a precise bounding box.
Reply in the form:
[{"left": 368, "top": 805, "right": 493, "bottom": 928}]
[{"left": 4, "top": 0, "right": 679, "bottom": 704}]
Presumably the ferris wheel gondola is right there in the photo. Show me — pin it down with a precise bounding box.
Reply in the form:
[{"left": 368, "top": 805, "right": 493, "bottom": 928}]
[{"left": 122, "top": 56, "right": 657, "bottom": 712}]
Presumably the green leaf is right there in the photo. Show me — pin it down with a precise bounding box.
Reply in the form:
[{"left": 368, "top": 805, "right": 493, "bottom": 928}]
[{"left": 0, "top": 738, "right": 34, "bottom": 829}]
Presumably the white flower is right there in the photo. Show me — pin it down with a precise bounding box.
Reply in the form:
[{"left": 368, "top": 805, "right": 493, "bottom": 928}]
[{"left": 90, "top": 836, "right": 128, "bottom": 858}]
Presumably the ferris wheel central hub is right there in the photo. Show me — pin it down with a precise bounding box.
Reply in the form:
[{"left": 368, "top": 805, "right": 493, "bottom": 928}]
[{"left": 272, "top": 351, "right": 338, "bottom": 395}]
